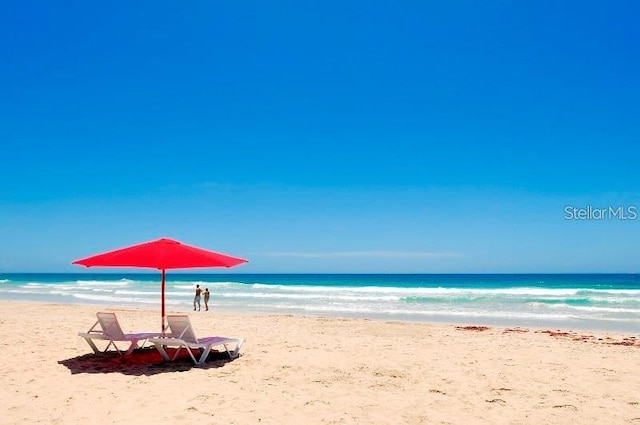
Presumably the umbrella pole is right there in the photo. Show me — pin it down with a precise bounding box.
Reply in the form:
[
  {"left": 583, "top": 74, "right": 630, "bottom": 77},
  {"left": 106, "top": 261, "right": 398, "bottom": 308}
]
[{"left": 161, "top": 268, "right": 166, "bottom": 333}]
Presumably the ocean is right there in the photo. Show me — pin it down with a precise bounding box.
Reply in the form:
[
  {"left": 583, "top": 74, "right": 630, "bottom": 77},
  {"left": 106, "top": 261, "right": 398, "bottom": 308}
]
[{"left": 1, "top": 273, "right": 639, "bottom": 333}]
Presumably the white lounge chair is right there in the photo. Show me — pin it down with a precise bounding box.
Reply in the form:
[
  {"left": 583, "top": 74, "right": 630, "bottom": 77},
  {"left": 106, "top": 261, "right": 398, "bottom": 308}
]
[
  {"left": 78, "top": 312, "right": 162, "bottom": 356},
  {"left": 149, "top": 314, "right": 244, "bottom": 365}
]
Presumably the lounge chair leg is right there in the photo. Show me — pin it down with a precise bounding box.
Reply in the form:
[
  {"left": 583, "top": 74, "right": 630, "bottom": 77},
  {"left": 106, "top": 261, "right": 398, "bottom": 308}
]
[
  {"left": 83, "top": 337, "right": 101, "bottom": 354},
  {"left": 101, "top": 340, "right": 123, "bottom": 355},
  {"left": 125, "top": 341, "right": 140, "bottom": 356},
  {"left": 171, "top": 346, "right": 184, "bottom": 361},
  {"left": 198, "top": 346, "right": 213, "bottom": 364},
  {"left": 228, "top": 339, "right": 244, "bottom": 359},
  {"left": 186, "top": 347, "right": 199, "bottom": 364},
  {"left": 222, "top": 344, "right": 232, "bottom": 359},
  {"left": 153, "top": 344, "right": 171, "bottom": 361},
  {"left": 108, "top": 341, "right": 125, "bottom": 356}
]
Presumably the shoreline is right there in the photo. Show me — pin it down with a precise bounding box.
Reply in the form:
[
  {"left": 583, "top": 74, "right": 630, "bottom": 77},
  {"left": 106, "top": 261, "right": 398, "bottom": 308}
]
[
  {"left": 3, "top": 300, "right": 640, "bottom": 424},
  {"left": 7, "top": 296, "right": 640, "bottom": 336},
  {"left": 3, "top": 272, "right": 640, "bottom": 335},
  {"left": 19, "top": 298, "right": 640, "bottom": 340}
]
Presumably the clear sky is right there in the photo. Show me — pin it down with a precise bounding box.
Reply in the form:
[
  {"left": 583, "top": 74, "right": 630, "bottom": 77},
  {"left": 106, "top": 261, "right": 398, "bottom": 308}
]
[{"left": 1, "top": 1, "right": 639, "bottom": 273}]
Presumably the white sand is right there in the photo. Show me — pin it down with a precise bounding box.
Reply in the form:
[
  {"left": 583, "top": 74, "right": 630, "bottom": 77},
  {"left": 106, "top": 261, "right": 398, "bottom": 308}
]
[{"left": 1, "top": 301, "right": 639, "bottom": 424}]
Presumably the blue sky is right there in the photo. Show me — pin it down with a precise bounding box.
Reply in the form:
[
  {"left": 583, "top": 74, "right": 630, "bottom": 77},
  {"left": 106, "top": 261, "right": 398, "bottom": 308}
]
[{"left": 1, "top": 1, "right": 639, "bottom": 273}]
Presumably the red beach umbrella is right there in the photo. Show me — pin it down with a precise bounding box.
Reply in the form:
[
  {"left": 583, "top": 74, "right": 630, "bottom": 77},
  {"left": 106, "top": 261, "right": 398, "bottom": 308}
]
[{"left": 72, "top": 238, "right": 248, "bottom": 331}]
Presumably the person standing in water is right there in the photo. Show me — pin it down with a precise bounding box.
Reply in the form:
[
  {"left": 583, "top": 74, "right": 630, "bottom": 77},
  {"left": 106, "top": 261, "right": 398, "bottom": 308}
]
[
  {"left": 203, "top": 288, "right": 211, "bottom": 311},
  {"left": 193, "top": 284, "right": 202, "bottom": 311}
]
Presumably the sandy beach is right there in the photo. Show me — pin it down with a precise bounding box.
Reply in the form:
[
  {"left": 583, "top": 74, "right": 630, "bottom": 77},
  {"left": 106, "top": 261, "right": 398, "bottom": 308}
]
[{"left": 2, "top": 301, "right": 639, "bottom": 424}]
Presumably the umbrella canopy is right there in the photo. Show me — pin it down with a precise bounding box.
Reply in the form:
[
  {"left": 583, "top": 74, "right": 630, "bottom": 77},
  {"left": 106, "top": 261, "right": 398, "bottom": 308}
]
[{"left": 72, "top": 238, "right": 248, "bottom": 331}]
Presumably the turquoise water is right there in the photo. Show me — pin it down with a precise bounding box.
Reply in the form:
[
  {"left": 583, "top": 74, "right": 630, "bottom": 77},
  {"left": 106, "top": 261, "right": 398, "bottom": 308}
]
[{"left": 1, "top": 273, "right": 639, "bottom": 332}]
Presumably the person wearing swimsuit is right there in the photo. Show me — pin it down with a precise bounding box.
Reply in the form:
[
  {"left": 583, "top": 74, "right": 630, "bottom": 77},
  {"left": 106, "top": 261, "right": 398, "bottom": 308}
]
[
  {"left": 203, "top": 288, "right": 211, "bottom": 311},
  {"left": 194, "top": 284, "right": 202, "bottom": 311}
]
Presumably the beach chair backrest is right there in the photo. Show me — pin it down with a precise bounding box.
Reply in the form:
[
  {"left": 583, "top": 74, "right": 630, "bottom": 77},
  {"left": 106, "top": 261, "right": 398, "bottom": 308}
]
[
  {"left": 96, "top": 312, "right": 125, "bottom": 339},
  {"left": 167, "top": 315, "right": 198, "bottom": 343}
]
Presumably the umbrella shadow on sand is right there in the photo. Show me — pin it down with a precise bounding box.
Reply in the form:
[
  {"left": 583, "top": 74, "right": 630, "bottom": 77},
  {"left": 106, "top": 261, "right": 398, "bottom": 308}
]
[{"left": 59, "top": 348, "right": 239, "bottom": 376}]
